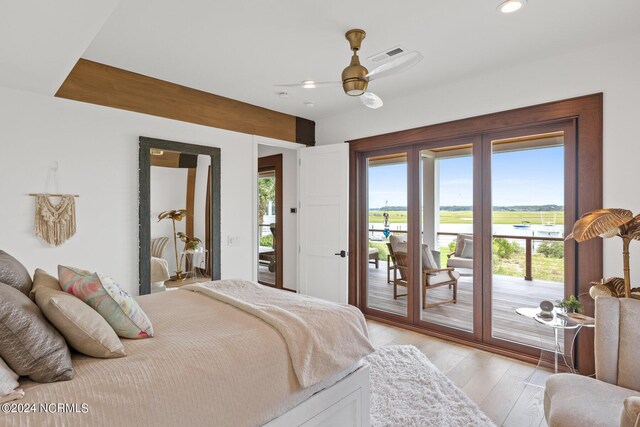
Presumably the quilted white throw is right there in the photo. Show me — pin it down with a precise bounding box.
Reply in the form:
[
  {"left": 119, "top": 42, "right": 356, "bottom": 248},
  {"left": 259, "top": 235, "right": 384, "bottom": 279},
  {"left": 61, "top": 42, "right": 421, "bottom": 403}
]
[{"left": 182, "top": 280, "right": 375, "bottom": 388}]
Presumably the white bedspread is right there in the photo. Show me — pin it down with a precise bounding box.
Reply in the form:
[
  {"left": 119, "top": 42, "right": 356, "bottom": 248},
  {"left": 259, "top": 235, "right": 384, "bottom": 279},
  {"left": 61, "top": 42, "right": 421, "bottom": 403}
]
[
  {"left": 182, "top": 280, "right": 375, "bottom": 388},
  {"left": 4, "top": 290, "right": 365, "bottom": 427}
]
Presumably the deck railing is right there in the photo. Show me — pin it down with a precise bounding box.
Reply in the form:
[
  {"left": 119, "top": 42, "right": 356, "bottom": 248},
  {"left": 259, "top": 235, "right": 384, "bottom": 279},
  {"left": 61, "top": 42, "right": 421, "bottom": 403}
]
[{"left": 367, "top": 228, "right": 563, "bottom": 281}]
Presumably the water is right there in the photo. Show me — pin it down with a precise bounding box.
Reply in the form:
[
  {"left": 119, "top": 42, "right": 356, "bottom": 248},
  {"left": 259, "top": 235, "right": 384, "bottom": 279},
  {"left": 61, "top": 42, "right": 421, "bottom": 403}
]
[{"left": 368, "top": 222, "right": 564, "bottom": 252}]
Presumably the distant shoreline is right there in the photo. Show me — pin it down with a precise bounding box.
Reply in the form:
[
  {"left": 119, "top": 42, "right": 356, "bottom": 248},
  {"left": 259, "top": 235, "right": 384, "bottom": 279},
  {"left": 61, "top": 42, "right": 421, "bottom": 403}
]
[
  {"left": 369, "top": 210, "right": 565, "bottom": 225},
  {"left": 369, "top": 205, "right": 563, "bottom": 212}
]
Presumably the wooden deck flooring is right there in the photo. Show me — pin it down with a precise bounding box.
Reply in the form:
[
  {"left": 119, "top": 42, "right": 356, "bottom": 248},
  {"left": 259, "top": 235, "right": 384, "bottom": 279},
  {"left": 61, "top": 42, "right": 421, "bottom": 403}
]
[
  {"left": 367, "top": 319, "right": 550, "bottom": 426},
  {"left": 367, "top": 261, "right": 564, "bottom": 351}
]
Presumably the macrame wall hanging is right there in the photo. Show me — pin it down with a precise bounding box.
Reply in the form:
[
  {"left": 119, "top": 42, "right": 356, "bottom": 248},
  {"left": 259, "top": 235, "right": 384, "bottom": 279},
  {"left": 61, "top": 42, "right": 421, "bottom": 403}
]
[
  {"left": 29, "top": 161, "right": 79, "bottom": 247},
  {"left": 32, "top": 194, "right": 78, "bottom": 246}
]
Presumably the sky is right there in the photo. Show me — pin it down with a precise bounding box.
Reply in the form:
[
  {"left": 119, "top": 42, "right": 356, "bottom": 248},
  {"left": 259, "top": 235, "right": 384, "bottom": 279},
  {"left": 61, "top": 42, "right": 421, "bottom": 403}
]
[{"left": 368, "top": 146, "right": 564, "bottom": 209}]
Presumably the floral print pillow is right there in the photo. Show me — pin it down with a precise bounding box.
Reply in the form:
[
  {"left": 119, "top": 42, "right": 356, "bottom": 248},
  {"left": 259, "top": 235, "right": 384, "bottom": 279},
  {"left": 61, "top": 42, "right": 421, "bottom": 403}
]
[{"left": 58, "top": 265, "right": 154, "bottom": 339}]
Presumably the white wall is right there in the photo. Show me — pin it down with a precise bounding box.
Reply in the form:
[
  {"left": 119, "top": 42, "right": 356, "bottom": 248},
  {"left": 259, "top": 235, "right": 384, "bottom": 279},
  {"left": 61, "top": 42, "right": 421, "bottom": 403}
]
[
  {"left": 258, "top": 144, "right": 299, "bottom": 290},
  {"left": 0, "top": 86, "right": 256, "bottom": 296},
  {"left": 316, "top": 34, "right": 640, "bottom": 282}
]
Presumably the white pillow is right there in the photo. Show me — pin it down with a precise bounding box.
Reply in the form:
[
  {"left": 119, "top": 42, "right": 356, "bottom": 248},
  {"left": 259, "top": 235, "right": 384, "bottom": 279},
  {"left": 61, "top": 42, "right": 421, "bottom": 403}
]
[{"left": 0, "top": 356, "right": 19, "bottom": 396}]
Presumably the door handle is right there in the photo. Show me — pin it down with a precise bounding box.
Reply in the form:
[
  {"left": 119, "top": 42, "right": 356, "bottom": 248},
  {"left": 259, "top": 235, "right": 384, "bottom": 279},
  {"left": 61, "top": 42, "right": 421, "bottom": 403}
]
[{"left": 334, "top": 250, "right": 347, "bottom": 258}]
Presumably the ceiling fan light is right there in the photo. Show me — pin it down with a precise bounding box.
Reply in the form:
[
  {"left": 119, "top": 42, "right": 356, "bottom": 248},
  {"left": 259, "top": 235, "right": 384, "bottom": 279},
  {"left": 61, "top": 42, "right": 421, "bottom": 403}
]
[
  {"left": 498, "top": 0, "right": 526, "bottom": 14},
  {"left": 343, "top": 79, "right": 367, "bottom": 96}
]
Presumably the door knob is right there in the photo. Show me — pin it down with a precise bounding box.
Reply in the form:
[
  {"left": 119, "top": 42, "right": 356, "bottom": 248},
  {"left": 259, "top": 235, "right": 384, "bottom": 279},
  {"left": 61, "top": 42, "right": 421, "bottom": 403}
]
[{"left": 334, "top": 250, "right": 347, "bottom": 258}]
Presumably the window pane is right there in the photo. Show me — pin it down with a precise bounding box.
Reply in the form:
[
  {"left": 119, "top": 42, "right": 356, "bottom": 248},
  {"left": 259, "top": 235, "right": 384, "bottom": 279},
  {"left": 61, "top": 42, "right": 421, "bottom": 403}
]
[
  {"left": 419, "top": 145, "right": 474, "bottom": 332},
  {"left": 366, "top": 153, "right": 409, "bottom": 318},
  {"left": 490, "top": 133, "right": 565, "bottom": 351}
]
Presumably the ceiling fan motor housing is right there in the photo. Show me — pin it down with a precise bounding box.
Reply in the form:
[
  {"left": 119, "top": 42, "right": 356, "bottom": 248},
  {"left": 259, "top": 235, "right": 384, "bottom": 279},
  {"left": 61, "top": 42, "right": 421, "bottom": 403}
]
[
  {"left": 342, "top": 29, "right": 368, "bottom": 96},
  {"left": 342, "top": 55, "right": 368, "bottom": 96}
]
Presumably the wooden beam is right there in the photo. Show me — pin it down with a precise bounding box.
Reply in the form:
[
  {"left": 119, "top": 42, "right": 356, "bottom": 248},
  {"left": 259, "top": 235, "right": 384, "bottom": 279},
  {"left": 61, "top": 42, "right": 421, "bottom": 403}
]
[{"left": 56, "top": 59, "right": 315, "bottom": 145}]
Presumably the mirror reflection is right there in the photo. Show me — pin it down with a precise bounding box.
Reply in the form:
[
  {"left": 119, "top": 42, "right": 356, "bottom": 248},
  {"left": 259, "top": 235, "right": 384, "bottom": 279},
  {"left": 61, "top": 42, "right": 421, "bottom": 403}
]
[{"left": 149, "top": 149, "right": 212, "bottom": 292}]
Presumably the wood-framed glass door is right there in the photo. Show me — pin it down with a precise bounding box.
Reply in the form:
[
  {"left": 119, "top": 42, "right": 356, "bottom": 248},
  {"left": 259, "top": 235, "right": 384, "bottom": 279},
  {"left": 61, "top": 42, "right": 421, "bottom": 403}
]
[
  {"left": 357, "top": 120, "right": 579, "bottom": 357},
  {"left": 412, "top": 136, "right": 483, "bottom": 342},
  {"left": 360, "top": 147, "right": 415, "bottom": 322},
  {"left": 350, "top": 94, "right": 601, "bottom": 372},
  {"left": 482, "top": 120, "right": 577, "bottom": 357}
]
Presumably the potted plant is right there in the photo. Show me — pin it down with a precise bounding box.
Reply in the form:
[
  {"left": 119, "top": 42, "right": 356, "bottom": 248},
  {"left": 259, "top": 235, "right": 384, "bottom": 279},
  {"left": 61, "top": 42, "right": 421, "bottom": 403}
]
[{"left": 556, "top": 295, "right": 584, "bottom": 314}]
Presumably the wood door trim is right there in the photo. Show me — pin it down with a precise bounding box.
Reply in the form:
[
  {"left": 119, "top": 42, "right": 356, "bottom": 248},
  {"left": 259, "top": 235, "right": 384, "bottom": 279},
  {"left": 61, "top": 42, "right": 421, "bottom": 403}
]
[
  {"left": 348, "top": 94, "right": 603, "bottom": 374},
  {"left": 347, "top": 94, "right": 601, "bottom": 151},
  {"left": 57, "top": 59, "right": 316, "bottom": 145},
  {"left": 258, "top": 154, "right": 284, "bottom": 289}
]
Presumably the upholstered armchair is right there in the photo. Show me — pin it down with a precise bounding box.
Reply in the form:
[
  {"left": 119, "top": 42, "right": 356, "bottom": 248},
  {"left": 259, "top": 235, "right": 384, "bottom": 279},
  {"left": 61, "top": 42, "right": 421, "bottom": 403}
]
[
  {"left": 544, "top": 297, "right": 640, "bottom": 427},
  {"left": 447, "top": 233, "right": 473, "bottom": 270}
]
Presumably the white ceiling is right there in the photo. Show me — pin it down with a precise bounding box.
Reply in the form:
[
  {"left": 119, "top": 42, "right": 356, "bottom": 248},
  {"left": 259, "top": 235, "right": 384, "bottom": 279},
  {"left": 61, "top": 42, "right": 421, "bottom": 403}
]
[
  {"left": 80, "top": 0, "right": 640, "bottom": 121},
  {"left": 0, "top": 0, "right": 120, "bottom": 95},
  {"left": 4, "top": 1, "right": 640, "bottom": 121}
]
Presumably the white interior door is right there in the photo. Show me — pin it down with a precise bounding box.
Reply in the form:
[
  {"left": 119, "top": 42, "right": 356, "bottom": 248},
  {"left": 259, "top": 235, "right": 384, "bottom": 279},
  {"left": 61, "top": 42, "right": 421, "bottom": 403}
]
[{"left": 298, "top": 144, "right": 349, "bottom": 303}]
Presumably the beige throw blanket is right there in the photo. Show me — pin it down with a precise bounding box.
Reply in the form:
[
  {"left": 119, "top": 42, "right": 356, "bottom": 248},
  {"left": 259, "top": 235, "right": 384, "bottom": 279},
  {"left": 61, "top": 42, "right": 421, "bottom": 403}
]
[{"left": 182, "top": 280, "right": 375, "bottom": 388}]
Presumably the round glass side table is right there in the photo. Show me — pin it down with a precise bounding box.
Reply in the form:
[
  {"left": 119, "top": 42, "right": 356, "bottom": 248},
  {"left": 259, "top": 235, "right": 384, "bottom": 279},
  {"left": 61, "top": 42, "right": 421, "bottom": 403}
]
[{"left": 516, "top": 307, "right": 594, "bottom": 376}]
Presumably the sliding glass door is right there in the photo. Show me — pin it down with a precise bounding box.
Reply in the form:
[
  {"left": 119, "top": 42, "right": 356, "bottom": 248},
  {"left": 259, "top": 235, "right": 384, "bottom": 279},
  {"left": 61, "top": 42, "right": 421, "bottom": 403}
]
[
  {"left": 483, "top": 122, "right": 575, "bottom": 356},
  {"left": 417, "top": 138, "right": 480, "bottom": 338},
  {"left": 359, "top": 120, "right": 577, "bottom": 356},
  {"left": 363, "top": 150, "right": 413, "bottom": 321}
]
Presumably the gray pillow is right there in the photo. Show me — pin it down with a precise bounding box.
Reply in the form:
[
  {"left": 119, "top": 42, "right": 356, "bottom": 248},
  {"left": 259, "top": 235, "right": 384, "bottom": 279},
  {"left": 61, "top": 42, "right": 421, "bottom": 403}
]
[
  {"left": 0, "top": 251, "right": 33, "bottom": 296},
  {"left": 460, "top": 238, "right": 474, "bottom": 259},
  {"left": 0, "top": 282, "right": 73, "bottom": 383}
]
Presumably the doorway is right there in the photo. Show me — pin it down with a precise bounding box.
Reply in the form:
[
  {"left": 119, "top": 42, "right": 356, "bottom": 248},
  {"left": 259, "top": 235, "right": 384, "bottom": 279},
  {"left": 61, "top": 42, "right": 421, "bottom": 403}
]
[
  {"left": 349, "top": 94, "right": 603, "bottom": 371},
  {"left": 257, "top": 154, "right": 283, "bottom": 288}
]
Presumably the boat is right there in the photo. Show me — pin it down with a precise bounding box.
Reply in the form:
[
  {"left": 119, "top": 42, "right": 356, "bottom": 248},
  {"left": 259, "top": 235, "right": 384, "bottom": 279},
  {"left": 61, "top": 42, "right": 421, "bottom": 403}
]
[{"left": 513, "top": 221, "right": 531, "bottom": 229}]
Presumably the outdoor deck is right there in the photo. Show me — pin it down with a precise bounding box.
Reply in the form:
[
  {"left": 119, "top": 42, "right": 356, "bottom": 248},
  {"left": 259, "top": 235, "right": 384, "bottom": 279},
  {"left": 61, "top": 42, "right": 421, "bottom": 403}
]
[{"left": 367, "top": 261, "right": 564, "bottom": 351}]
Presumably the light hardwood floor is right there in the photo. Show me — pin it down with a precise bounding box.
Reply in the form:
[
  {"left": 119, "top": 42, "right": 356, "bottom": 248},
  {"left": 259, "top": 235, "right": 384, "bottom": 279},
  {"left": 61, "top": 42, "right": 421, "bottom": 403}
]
[{"left": 367, "top": 319, "right": 551, "bottom": 427}]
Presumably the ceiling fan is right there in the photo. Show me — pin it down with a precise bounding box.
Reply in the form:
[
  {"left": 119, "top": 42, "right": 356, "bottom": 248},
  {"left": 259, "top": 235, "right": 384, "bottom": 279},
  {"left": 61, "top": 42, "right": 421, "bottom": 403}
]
[{"left": 276, "top": 29, "right": 423, "bottom": 109}]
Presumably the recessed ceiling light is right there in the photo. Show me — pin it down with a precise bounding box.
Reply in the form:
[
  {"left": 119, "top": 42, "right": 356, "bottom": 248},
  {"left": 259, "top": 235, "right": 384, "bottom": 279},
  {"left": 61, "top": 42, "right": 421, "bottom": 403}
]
[
  {"left": 301, "top": 80, "right": 316, "bottom": 89},
  {"left": 304, "top": 101, "right": 315, "bottom": 108},
  {"left": 498, "top": 0, "right": 526, "bottom": 14}
]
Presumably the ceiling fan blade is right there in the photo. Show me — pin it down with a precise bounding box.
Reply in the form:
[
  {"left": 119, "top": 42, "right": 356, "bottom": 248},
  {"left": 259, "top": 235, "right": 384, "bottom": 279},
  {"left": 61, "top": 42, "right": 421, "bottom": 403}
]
[
  {"left": 274, "top": 81, "right": 341, "bottom": 89},
  {"left": 365, "top": 51, "right": 423, "bottom": 82},
  {"left": 360, "top": 92, "right": 383, "bottom": 109}
]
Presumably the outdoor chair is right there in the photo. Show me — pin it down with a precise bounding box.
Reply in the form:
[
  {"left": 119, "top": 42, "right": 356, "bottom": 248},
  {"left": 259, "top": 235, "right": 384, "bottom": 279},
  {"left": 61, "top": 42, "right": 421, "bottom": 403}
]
[
  {"left": 447, "top": 233, "right": 474, "bottom": 270},
  {"left": 392, "top": 244, "right": 459, "bottom": 309},
  {"left": 368, "top": 247, "right": 379, "bottom": 268},
  {"left": 386, "top": 234, "right": 407, "bottom": 284}
]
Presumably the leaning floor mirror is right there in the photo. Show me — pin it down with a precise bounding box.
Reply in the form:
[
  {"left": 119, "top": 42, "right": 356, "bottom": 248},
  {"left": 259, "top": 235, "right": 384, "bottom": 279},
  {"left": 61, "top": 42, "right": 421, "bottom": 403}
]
[{"left": 138, "top": 137, "right": 221, "bottom": 295}]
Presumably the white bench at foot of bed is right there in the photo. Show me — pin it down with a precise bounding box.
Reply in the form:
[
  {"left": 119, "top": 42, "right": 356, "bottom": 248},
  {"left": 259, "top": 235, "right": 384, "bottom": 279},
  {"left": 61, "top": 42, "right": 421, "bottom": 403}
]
[{"left": 265, "top": 365, "right": 370, "bottom": 427}]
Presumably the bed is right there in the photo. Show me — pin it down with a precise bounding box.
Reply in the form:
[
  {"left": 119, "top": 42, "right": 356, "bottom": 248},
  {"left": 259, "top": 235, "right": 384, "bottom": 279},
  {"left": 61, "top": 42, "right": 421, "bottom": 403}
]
[{"left": 1, "top": 282, "right": 372, "bottom": 427}]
